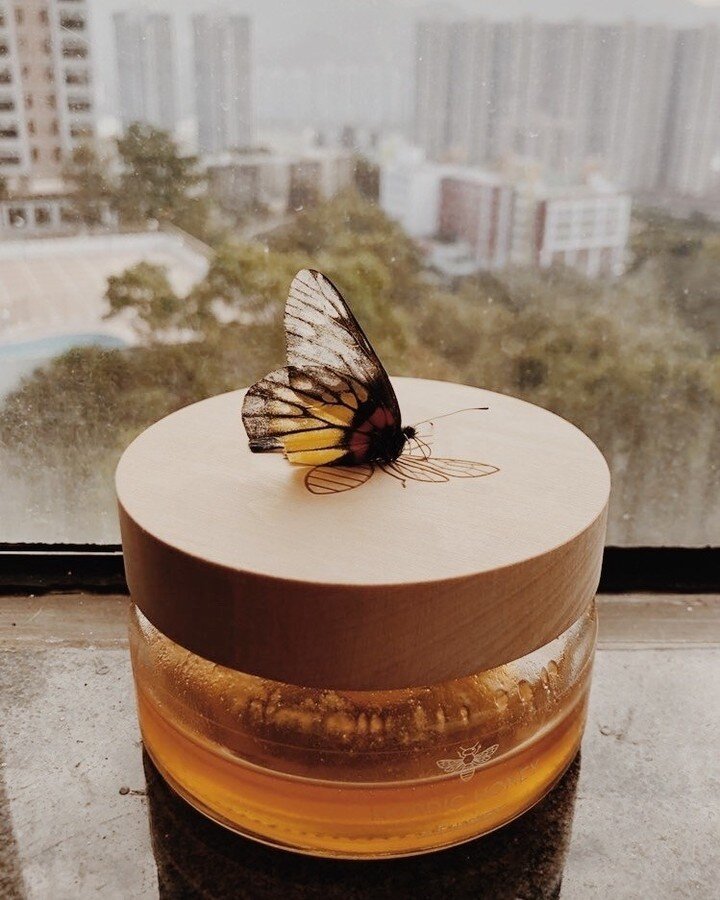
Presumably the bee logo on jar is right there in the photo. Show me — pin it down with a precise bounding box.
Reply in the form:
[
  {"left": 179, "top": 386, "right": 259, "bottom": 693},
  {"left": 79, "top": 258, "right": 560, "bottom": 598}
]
[{"left": 436, "top": 741, "right": 500, "bottom": 781}]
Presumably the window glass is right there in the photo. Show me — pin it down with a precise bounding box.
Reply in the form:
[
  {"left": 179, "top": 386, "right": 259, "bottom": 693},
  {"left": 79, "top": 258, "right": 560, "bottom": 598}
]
[{"left": 0, "top": 1, "right": 718, "bottom": 546}]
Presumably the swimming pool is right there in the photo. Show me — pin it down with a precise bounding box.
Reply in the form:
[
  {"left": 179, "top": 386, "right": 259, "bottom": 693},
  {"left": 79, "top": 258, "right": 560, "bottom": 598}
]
[{"left": 0, "top": 332, "right": 128, "bottom": 399}]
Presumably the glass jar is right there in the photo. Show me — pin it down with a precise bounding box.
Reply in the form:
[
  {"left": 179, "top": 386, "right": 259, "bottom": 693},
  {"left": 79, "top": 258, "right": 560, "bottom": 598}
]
[
  {"left": 117, "top": 377, "right": 610, "bottom": 860},
  {"left": 129, "top": 602, "right": 597, "bottom": 858}
]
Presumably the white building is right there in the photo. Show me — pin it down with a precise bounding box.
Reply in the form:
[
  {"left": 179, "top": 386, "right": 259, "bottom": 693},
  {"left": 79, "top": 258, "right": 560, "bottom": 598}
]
[
  {"left": 529, "top": 181, "right": 632, "bottom": 278},
  {"left": 193, "top": 14, "right": 252, "bottom": 156},
  {"left": 0, "top": 0, "right": 95, "bottom": 192},
  {"left": 0, "top": 193, "right": 115, "bottom": 235},
  {"left": 114, "top": 12, "right": 175, "bottom": 132},
  {"left": 379, "top": 147, "right": 450, "bottom": 238},
  {"left": 381, "top": 152, "right": 631, "bottom": 279}
]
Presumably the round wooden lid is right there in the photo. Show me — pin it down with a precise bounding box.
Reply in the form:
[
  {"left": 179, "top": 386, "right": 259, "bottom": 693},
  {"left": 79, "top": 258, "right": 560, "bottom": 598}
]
[{"left": 117, "top": 377, "right": 609, "bottom": 690}]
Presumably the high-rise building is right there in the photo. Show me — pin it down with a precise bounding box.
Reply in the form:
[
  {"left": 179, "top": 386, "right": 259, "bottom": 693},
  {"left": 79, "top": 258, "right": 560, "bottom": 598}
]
[
  {"left": 114, "top": 12, "right": 175, "bottom": 132},
  {"left": 415, "top": 20, "right": 589, "bottom": 173},
  {"left": 446, "top": 19, "right": 496, "bottom": 165},
  {"left": 413, "top": 20, "right": 454, "bottom": 162},
  {"left": 256, "top": 61, "right": 409, "bottom": 133},
  {"left": 0, "top": 0, "right": 95, "bottom": 190},
  {"left": 663, "top": 26, "right": 720, "bottom": 197},
  {"left": 413, "top": 18, "right": 679, "bottom": 195},
  {"left": 500, "top": 21, "right": 595, "bottom": 180},
  {"left": 593, "top": 23, "right": 675, "bottom": 193},
  {"left": 193, "top": 14, "right": 252, "bottom": 155}
]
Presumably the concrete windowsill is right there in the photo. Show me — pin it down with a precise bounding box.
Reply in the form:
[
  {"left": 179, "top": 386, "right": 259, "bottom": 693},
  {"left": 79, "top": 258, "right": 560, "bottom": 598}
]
[{"left": 0, "top": 593, "right": 718, "bottom": 898}]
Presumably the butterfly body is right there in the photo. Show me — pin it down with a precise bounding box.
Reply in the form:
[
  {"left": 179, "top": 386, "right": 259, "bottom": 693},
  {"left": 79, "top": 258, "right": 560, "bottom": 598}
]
[{"left": 350, "top": 410, "right": 416, "bottom": 465}]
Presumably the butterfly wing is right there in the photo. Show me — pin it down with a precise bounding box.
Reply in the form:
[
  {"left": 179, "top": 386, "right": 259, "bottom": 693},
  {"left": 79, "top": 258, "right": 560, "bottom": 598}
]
[
  {"left": 242, "top": 365, "right": 366, "bottom": 465},
  {"left": 305, "top": 462, "right": 374, "bottom": 495},
  {"left": 380, "top": 455, "right": 451, "bottom": 483},
  {"left": 425, "top": 458, "right": 500, "bottom": 478},
  {"left": 378, "top": 456, "right": 500, "bottom": 484},
  {"left": 285, "top": 269, "right": 401, "bottom": 425},
  {"left": 242, "top": 269, "right": 402, "bottom": 465}
]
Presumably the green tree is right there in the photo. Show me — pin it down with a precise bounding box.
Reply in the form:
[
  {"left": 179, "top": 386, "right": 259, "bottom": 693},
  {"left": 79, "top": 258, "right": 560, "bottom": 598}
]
[
  {"left": 287, "top": 176, "right": 322, "bottom": 214},
  {"left": 185, "top": 242, "right": 304, "bottom": 334},
  {"left": 2, "top": 192, "right": 719, "bottom": 545},
  {"left": 113, "top": 123, "right": 207, "bottom": 233},
  {"left": 104, "top": 262, "right": 182, "bottom": 342},
  {"left": 630, "top": 209, "right": 720, "bottom": 351},
  {"left": 353, "top": 155, "right": 380, "bottom": 201},
  {"left": 62, "top": 144, "right": 112, "bottom": 226},
  {"left": 267, "top": 188, "right": 426, "bottom": 306}
]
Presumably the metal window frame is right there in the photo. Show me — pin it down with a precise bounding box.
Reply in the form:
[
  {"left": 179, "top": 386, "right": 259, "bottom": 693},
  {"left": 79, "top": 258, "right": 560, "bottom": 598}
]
[{"left": 0, "top": 544, "right": 717, "bottom": 595}]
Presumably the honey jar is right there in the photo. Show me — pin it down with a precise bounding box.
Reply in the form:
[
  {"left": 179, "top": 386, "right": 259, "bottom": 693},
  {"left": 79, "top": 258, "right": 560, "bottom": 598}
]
[{"left": 117, "top": 377, "right": 609, "bottom": 858}]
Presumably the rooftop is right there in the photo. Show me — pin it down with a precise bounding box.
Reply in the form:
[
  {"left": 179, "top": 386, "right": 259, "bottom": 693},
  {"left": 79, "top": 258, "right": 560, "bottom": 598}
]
[
  {"left": 380, "top": 145, "right": 628, "bottom": 198},
  {"left": 206, "top": 147, "right": 353, "bottom": 170},
  {"left": 0, "top": 231, "right": 209, "bottom": 346}
]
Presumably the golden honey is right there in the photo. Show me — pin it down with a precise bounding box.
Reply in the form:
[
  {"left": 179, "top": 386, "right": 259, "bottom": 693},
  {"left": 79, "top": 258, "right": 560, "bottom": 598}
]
[{"left": 129, "top": 603, "right": 596, "bottom": 858}]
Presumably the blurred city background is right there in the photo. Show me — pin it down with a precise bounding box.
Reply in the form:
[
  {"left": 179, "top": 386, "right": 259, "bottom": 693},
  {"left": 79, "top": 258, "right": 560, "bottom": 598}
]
[{"left": 0, "top": 0, "right": 718, "bottom": 544}]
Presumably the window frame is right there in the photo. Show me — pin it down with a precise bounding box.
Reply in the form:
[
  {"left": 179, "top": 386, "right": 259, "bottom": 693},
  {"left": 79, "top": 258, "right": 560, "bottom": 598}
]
[{"left": 0, "top": 544, "right": 717, "bottom": 595}]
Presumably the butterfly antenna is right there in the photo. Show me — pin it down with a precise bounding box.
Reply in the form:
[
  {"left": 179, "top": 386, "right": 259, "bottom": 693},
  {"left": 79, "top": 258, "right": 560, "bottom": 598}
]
[{"left": 411, "top": 407, "right": 489, "bottom": 428}]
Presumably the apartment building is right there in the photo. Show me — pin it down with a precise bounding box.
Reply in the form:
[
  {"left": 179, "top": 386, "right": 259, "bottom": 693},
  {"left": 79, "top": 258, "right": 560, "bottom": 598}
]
[
  {"left": 193, "top": 13, "right": 252, "bottom": 155},
  {"left": 207, "top": 149, "right": 354, "bottom": 216},
  {"left": 381, "top": 154, "right": 631, "bottom": 279},
  {"left": 414, "top": 17, "right": 718, "bottom": 201},
  {"left": 0, "top": 0, "right": 94, "bottom": 191},
  {"left": 114, "top": 12, "right": 175, "bottom": 133}
]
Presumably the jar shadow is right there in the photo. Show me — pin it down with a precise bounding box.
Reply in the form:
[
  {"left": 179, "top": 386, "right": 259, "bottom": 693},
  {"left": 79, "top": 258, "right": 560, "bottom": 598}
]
[
  {"left": 0, "top": 738, "right": 26, "bottom": 900},
  {"left": 142, "top": 748, "right": 581, "bottom": 900}
]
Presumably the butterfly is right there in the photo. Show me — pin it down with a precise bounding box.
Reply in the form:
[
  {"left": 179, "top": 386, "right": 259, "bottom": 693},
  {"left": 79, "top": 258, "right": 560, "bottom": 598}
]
[{"left": 241, "top": 268, "right": 497, "bottom": 488}]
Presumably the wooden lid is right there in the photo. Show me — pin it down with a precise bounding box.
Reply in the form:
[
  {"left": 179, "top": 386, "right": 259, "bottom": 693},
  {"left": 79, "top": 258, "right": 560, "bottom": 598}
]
[{"left": 116, "top": 377, "right": 609, "bottom": 690}]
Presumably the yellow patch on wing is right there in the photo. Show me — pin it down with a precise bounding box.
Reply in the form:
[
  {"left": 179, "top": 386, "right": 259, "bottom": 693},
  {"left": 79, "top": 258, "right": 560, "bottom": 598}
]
[
  {"left": 307, "top": 403, "right": 354, "bottom": 426},
  {"left": 341, "top": 391, "right": 358, "bottom": 409},
  {"left": 285, "top": 447, "right": 346, "bottom": 466},
  {"left": 282, "top": 428, "right": 345, "bottom": 453}
]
